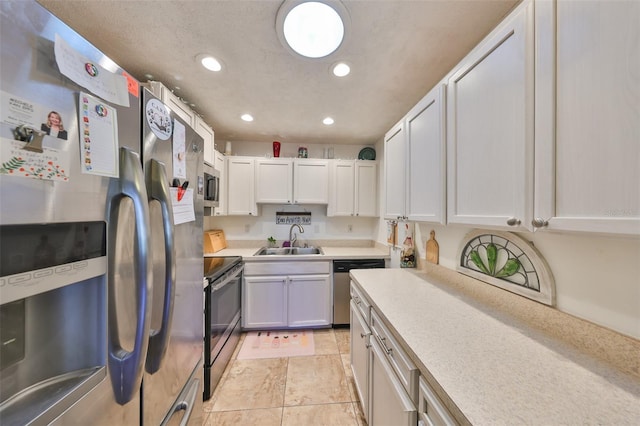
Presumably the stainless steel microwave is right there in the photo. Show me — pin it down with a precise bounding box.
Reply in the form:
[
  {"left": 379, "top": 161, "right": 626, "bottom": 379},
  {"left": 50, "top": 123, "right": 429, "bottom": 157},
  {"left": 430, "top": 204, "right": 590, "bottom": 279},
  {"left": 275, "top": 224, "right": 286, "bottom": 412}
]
[{"left": 203, "top": 163, "right": 220, "bottom": 208}]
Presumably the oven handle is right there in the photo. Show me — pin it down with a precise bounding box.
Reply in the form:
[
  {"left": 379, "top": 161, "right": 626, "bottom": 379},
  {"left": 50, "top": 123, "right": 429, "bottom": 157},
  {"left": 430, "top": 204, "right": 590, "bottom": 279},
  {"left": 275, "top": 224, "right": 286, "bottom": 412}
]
[
  {"left": 106, "top": 147, "right": 152, "bottom": 405},
  {"left": 211, "top": 264, "right": 244, "bottom": 293},
  {"left": 145, "top": 159, "right": 176, "bottom": 374}
]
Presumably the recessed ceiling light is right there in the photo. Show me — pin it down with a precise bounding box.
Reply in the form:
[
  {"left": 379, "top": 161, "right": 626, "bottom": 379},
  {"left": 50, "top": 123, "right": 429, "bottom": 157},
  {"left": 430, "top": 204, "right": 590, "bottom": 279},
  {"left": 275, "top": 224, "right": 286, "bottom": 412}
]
[
  {"left": 241, "top": 114, "right": 254, "bottom": 122},
  {"left": 276, "top": 1, "right": 350, "bottom": 59},
  {"left": 332, "top": 62, "right": 350, "bottom": 77},
  {"left": 196, "top": 54, "right": 223, "bottom": 72},
  {"left": 323, "top": 117, "right": 334, "bottom": 125}
]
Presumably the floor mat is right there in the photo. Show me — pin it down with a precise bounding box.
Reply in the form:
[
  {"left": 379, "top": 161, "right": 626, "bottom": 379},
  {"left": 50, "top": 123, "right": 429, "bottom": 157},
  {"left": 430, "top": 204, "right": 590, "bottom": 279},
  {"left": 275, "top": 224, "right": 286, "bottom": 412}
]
[{"left": 237, "top": 330, "right": 315, "bottom": 359}]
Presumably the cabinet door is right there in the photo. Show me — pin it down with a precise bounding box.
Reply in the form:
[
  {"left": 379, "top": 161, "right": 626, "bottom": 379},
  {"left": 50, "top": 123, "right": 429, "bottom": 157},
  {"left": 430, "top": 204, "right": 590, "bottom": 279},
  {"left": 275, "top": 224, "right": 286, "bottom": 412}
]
[
  {"left": 329, "top": 160, "right": 355, "bottom": 216},
  {"left": 163, "top": 88, "right": 194, "bottom": 126},
  {"left": 369, "top": 338, "right": 417, "bottom": 426},
  {"left": 287, "top": 274, "right": 331, "bottom": 327},
  {"left": 255, "top": 159, "right": 293, "bottom": 203},
  {"left": 534, "top": 0, "right": 640, "bottom": 235},
  {"left": 407, "top": 85, "right": 446, "bottom": 224},
  {"left": 227, "top": 157, "right": 257, "bottom": 216},
  {"left": 355, "top": 161, "right": 378, "bottom": 217},
  {"left": 195, "top": 116, "right": 215, "bottom": 166},
  {"left": 447, "top": 0, "right": 534, "bottom": 231},
  {"left": 384, "top": 121, "right": 406, "bottom": 220},
  {"left": 293, "top": 160, "right": 329, "bottom": 204},
  {"left": 243, "top": 276, "right": 287, "bottom": 329},
  {"left": 214, "top": 152, "right": 227, "bottom": 216},
  {"left": 350, "top": 301, "right": 370, "bottom": 423}
]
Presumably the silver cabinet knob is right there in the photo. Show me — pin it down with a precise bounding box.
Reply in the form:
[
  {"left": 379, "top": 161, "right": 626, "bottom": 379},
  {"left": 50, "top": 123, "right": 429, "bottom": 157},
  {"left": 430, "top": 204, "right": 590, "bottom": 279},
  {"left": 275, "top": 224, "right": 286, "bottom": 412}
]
[
  {"left": 532, "top": 218, "right": 549, "bottom": 228},
  {"left": 506, "top": 217, "right": 521, "bottom": 226}
]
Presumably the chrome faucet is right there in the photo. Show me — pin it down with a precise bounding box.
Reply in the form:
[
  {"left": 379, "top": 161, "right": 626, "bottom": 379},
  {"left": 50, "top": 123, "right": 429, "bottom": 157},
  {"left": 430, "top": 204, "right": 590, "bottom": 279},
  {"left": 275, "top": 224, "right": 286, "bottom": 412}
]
[{"left": 288, "top": 224, "right": 304, "bottom": 247}]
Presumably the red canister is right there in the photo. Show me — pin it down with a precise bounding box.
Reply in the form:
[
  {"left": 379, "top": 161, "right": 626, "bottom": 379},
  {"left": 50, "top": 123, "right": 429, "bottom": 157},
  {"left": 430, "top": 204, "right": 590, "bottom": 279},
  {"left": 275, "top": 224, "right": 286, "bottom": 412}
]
[{"left": 273, "top": 141, "right": 281, "bottom": 157}]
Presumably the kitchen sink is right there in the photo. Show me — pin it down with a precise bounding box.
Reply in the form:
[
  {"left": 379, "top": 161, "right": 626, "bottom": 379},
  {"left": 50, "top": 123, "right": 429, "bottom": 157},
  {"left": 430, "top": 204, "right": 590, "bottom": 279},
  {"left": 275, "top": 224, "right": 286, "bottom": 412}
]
[{"left": 254, "top": 246, "right": 323, "bottom": 256}]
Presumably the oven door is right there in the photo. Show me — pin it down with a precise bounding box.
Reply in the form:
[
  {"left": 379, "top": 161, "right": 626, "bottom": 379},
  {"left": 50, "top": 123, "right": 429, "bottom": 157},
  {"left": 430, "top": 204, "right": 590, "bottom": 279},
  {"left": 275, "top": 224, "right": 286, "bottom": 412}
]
[{"left": 205, "top": 265, "right": 242, "bottom": 363}]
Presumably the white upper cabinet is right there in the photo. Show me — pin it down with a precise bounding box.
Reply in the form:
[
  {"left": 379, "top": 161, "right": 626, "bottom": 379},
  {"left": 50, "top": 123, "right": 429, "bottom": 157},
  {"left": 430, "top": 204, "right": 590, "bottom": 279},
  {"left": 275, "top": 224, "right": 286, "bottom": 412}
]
[
  {"left": 255, "top": 158, "right": 294, "bottom": 203},
  {"left": 329, "top": 160, "right": 378, "bottom": 217},
  {"left": 406, "top": 84, "right": 446, "bottom": 224},
  {"left": 354, "top": 161, "right": 378, "bottom": 217},
  {"left": 148, "top": 81, "right": 195, "bottom": 126},
  {"left": 384, "top": 121, "right": 407, "bottom": 220},
  {"left": 534, "top": 0, "right": 640, "bottom": 235},
  {"left": 226, "top": 157, "right": 257, "bottom": 216},
  {"left": 447, "top": 0, "right": 534, "bottom": 232},
  {"left": 329, "top": 160, "right": 355, "bottom": 216},
  {"left": 293, "top": 159, "right": 329, "bottom": 204},
  {"left": 194, "top": 116, "right": 215, "bottom": 166},
  {"left": 254, "top": 158, "right": 329, "bottom": 205}
]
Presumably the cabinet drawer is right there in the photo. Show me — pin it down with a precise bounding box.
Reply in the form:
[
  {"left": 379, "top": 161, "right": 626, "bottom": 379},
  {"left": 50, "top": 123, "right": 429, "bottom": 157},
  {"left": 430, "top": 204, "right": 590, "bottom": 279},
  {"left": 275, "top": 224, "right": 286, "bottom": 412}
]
[
  {"left": 371, "top": 309, "right": 419, "bottom": 404},
  {"left": 418, "top": 376, "right": 456, "bottom": 426},
  {"left": 245, "top": 261, "right": 330, "bottom": 276},
  {"left": 370, "top": 337, "right": 418, "bottom": 426},
  {"left": 350, "top": 282, "right": 371, "bottom": 324}
]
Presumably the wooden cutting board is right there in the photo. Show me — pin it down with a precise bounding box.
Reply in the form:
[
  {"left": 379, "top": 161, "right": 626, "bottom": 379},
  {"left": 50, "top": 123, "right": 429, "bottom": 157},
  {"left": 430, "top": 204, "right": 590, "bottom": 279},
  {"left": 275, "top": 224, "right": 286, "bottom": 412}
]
[
  {"left": 204, "top": 230, "right": 227, "bottom": 253},
  {"left": 426, "top": 230, "right": 439, "bottom": 265}
]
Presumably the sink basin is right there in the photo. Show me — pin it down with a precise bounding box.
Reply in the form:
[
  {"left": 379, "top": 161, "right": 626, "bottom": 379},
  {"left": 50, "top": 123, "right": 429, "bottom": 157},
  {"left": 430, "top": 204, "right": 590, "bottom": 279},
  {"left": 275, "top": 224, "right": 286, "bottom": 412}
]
[
  {"left": 254, "top": 246, "right": 323, "bottom": 256},
  {"left": 291, "top": 247, "right": 323, "bottom": 255}
]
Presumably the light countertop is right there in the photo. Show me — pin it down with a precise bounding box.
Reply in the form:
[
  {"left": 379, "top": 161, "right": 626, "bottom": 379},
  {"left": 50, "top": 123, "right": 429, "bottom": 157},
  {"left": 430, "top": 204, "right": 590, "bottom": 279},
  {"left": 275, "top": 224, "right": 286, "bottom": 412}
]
[
  {"left": 350, "top": 267, "right": 640, "bottom": 425},
  {"left": 206, "top": 245, "right": 389, "bottom": 261}
]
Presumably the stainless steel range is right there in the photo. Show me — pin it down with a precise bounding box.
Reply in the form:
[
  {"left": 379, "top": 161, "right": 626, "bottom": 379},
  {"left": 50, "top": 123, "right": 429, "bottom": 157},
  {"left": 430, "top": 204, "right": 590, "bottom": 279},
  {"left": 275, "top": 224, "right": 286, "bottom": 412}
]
[{"left": 203, "top": 256, "right": 243, "bottom": 400}]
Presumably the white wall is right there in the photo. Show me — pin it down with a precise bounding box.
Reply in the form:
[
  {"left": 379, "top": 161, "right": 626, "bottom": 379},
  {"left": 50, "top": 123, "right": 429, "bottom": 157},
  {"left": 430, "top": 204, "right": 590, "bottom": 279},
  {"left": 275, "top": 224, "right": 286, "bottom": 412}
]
[
  {"left": 409, "top": 224, "right": 640, "bottom": 340},
  {"left": 209, "top": 204, "right": 378, "bottom": 244}
]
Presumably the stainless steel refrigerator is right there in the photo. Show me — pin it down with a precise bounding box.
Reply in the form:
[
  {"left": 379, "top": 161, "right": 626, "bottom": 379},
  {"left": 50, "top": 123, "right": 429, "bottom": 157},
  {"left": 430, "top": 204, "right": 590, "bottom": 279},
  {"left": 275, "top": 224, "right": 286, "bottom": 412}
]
[{"left": 0, "top": 1, "right": 203, "bottom": 424}]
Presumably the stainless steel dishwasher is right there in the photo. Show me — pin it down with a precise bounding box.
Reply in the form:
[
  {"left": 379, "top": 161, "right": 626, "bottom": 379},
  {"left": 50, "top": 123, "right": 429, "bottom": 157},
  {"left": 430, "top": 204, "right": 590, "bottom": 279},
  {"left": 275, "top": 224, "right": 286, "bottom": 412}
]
[{"left": 333, "top": 259, "right": 385, "bottom": 325}]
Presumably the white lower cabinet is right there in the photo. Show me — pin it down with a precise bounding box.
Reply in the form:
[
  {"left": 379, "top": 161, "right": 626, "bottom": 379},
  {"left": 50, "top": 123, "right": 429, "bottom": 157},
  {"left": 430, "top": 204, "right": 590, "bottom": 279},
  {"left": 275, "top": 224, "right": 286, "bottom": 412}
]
[
  {"left": 350, "top": 300, "right": 370, "bottom": 424},
  {"left": 418, "top": 376, "right": 456, "bottom": 426},
  {"left": 351, "top": 281, "right": 422, "bottom": 426},
  {"left": 369, "top": 337, "right": 417, "bottom": 426},
  {"left": 243, "top": 261, "right": 331, "bottom": 329},
  {"left": 243, "top": 276, "right": 287, "bottom": 329},
  {"left": 287, "top": 275, "right": 332, "bottom": 328}
]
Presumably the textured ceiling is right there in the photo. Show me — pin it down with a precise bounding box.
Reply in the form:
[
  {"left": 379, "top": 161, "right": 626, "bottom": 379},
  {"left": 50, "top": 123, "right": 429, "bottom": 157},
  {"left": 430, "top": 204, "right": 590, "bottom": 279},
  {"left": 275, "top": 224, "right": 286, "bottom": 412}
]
[{"left": 37, "top": 0, "right": 519, "bottom": 146}]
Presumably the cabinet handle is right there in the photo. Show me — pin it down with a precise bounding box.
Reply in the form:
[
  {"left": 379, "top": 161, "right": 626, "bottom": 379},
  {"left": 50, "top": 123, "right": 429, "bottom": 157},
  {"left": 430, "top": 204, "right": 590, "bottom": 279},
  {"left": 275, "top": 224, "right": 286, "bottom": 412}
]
[
  {"left": 360, "top": 332, "right": 371, "bottom": 339},
  {"left": 379, "top": 336, "right": 393, "bottom": 355},
  {"left": 365, "top": 343, "right": 371, "bottom": 349},
  {"left": 532, "top": 218, "right": 549, "bottom": 228},
  {"left": 506, "top": 217, "right": 521, "bottom": 226}
]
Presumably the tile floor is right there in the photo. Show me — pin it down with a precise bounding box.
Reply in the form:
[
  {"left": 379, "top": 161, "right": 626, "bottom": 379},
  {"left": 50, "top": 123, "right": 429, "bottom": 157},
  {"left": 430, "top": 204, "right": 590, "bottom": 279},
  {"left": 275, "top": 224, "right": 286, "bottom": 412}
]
[{"left": 203, "top": 328, "right": 367, "bottom": 425}]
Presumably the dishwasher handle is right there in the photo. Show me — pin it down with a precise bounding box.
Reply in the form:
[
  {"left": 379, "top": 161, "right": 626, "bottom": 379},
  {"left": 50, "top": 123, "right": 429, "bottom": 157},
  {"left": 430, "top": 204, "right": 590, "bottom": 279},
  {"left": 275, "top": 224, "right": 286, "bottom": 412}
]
[{"left": 333, "top": 259, "right": 385, "bottom": 273}]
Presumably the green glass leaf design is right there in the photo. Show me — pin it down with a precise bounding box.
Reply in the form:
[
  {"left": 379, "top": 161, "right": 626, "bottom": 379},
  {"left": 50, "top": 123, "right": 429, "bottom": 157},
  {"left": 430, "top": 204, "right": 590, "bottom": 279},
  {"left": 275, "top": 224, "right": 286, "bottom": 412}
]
[
  {"left": 496, "top": 258, "right": 521, "bottom": 278},
  {"left": 486, "top": 243, "right": 497, "bottom": 275},
  {"left": 469, "top": 250, "right": 490, "bottom": 274}
]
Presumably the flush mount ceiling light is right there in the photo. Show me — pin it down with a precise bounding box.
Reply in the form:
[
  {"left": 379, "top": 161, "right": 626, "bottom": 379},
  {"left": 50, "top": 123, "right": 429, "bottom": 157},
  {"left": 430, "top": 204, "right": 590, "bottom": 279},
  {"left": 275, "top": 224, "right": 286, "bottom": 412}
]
[
  {"left": 332, "top": 62, "right": 350, "bottom": 77},
  {"left": 196, "top": 53, "right": 222, "bottom": 72},
  {"left": 323, "top": 117, "right": 334, "bottom": 125},
  {"left": 241, "top": 114, "right": 254, "bottom": 122},
  {"left": 276, "top": 1, "right": 350, "bottom": 59}
]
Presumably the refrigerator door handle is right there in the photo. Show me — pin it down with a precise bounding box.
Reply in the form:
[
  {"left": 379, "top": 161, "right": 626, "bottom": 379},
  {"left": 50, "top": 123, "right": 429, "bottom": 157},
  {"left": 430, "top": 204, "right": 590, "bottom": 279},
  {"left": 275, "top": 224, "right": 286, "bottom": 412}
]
[
  {"left": 107, "top": 147, "right": 153, "bottom": 405},
  {"left": 160, "top": 378, "right": 200, "bottom": 426},
  {"left": 145, "top": 159, "right": 177, "bottom": 374}
]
